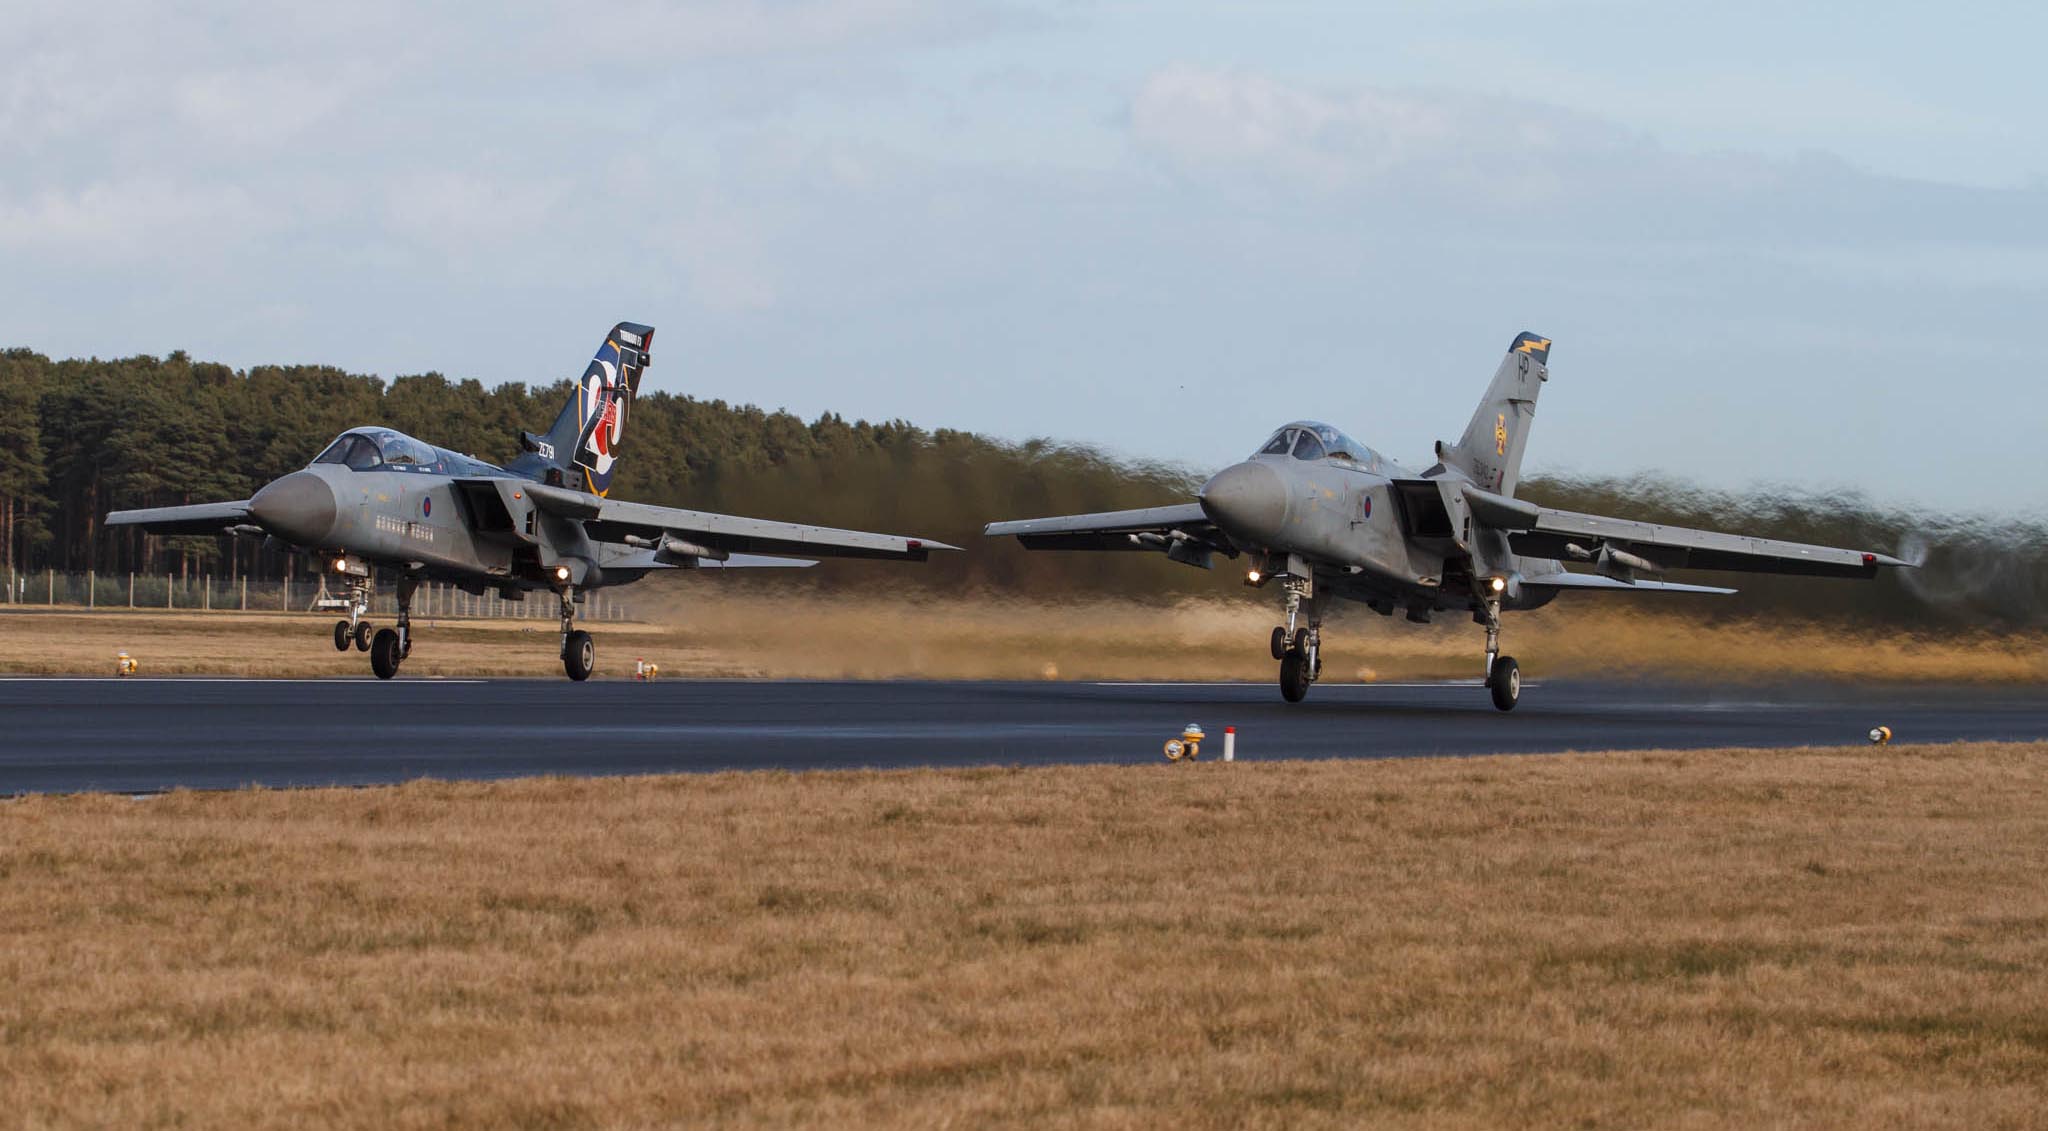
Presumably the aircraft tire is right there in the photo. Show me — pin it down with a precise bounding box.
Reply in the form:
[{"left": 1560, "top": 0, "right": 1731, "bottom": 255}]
[
  {"left": 564, "top": 630, "right": 595, "bottom": 682},
  {"left": 333, "top": 620, "right": 351, "bottom": 652},
  {"left": 1487, "top": 655, "right": 1520, "bottom": 712},
  {"left": 1279, "top": 649, "right": 1311, "bottom": 703},
  {"left": 1269, "top": 626, "right": 1287, "bottom": 660},
  {"left": 355, "top": 621, "right": 374, "bottom": 652},
  {"left": 1290, "top": 627, "right": 1308, "bottom": 654},
  {"left": 370, "top": 628, "right": 402, "bottom": 680}
]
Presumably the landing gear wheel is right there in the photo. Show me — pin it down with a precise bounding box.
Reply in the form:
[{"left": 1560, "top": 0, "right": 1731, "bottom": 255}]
[
  {"left": 1279, "top": 649, "right": 1311, "bottom": 703},
  {"left": 1290, "top": 627, "right": 1308, "bottom": 654},
  {"left": 333, "top": 620, "right": 351, "bottom": 652},
  {"left": 1487, "top": 655, "right": 1520, "bottom": 712},
  {"left": 354, "top": 621, "right": 374, "bottom": 652},
  {"left": 1270, "top": 626, "right": 1288, "bottom": 661},
  {"left": 563, "top": 629, "right": 595, "bottom": 682},
  {"left": 370, "top": 628, "right": 402, "bottom": 680}
]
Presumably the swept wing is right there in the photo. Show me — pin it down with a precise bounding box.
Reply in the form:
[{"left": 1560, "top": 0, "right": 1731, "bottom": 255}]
[
  {"left": 105, "top": 500, "right": 254, "bottom": 535},
  {"left": 527, "top": 483, "right": 954, "bottom": 561},
  {"left": 982, "top": 503, "right": 1216, "bottom": 551},
  {"left": 1467, "top": 485, "right": 1909, "bottom": 579}
]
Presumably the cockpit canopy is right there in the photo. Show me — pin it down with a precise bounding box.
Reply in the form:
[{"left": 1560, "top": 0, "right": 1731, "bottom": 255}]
[
  {"left": 1254, "top": 421, "right": 1381, "bottom": 470},
  {"left": 311, "top": 428, "right": 499, "bottom": 476}
]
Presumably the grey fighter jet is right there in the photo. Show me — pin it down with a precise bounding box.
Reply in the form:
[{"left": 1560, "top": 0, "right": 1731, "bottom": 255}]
[
  {"left": 108, "top": 322, "right": 956, "bottom": 680},
  {"left": 986, "top": 332, "right": 1909, "bottom": 710}
]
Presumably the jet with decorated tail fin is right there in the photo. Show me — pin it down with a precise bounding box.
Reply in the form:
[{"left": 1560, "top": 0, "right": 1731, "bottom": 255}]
[{"left": 108, "top": 322, "right": 956, "bottom": 680}]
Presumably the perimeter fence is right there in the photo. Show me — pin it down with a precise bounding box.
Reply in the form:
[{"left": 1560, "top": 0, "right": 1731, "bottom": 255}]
[{"left": 1, "top": 570, "right": 632, "bottom": 621}]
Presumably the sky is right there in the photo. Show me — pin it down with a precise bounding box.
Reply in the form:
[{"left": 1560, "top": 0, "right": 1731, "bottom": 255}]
[{"left": 2, "top": 0, "right": 2044, "bottom": 513}]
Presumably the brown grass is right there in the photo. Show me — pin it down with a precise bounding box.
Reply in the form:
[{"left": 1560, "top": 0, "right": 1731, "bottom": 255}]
[
  {"left": 5, "top": 743, "right": 2048, "bottom": 1128},
  {"left": 5, "top": 593, "right": 2044, "bottom": 683}
]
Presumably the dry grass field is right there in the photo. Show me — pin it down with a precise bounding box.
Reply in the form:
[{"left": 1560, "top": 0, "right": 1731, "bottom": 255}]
[
  {"left": 3, "top": 593, "right": 2045, "bottom": 683},
  {"left": 4, "top": 742, "right": 2046, "bottom": 1128}
]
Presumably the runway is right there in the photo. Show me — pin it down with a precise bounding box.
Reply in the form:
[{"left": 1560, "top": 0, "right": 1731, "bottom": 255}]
[{"left": 3, "top": 675, "right": 2044, "bottom": 793}]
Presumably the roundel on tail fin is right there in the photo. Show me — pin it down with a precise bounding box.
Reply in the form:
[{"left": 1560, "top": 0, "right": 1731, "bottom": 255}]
[{"left": 574, "top": 326, "right": 651, "bottom": 496}]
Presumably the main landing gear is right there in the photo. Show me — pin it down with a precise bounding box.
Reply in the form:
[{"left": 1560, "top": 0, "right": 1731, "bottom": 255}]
[
  {"left": 1480, "top": 594, "right": 1519, "bottom": 712},
  {"left": 559, "top": 586, "right": 594, "bottom": 682},
  {"left": 1271, "top": 574, "right": 1321, "bottom": 703},
  {"left": 369, "top": 575, "right": 416, "bottom": 680}
]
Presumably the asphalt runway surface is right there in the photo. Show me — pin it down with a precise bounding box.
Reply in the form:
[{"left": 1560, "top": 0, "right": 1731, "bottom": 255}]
[{"left": 2, "top": 675, "right": 2044, "bottom": 794}]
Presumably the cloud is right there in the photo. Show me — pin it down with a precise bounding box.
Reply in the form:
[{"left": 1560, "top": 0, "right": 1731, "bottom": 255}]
[
  {"left": 0, "top": 179, "right": 271, "bottom": 256},
  {"left": 1127, "top": 63, "right": 2048, "bottom": 258},
  {"left": 558, "top": 0, "right": 1017, "bottom": 60},
  {"left": 382, "top": 172, "right": 568, "bottom": 255},
  {"left": 173, "top": 63, "right": 381, "bottom": 147},
  {"left": 1130, "top": 63, "right": 1651, "bottom": 203}
]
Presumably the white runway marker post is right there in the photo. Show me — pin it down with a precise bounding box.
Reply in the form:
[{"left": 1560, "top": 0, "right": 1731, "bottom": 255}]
[{"left": 1224, "top": 726, "right": 1235, "bottom": 762}]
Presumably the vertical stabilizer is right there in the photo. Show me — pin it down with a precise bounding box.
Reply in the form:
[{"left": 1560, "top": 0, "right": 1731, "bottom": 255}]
[
  {"left": 510, "top": 322, "right": 654, "bottom": 495},
  {"left": 1439, "top": 331, "right": 1548, "bottom": 496}
]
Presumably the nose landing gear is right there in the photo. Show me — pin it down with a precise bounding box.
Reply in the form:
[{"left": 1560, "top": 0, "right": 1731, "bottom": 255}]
[
  {"left": 1273, "top": 574, "right": 1321, "bottom": 703},
  {"left": 331, "top": 577, "right": 373, "bottom": 652}
]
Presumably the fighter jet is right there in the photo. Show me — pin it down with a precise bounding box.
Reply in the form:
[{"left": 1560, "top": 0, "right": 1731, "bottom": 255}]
[
  {"left": 107, "top": 322, "right": 956, "bottom": 680},
  {"left": 986, "top": 332, "right": 1910, "bottom": 710}
]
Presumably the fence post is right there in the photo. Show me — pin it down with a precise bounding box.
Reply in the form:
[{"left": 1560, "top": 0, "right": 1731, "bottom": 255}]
[
  {"left": 88, "top": 570, "right": 95, "bottom": 609},
  {"left": 167, "top": 574, "right": 173, "bottom": 609},
  {"left": 48, "top": 568, "right": 54, "bottom": 606},
  {"left": 241, "top": 576, "right": 247, "bottom": 611},
  {"left": 204, "top": 573, "right": 211, "bottom": 611},
  {"left": 129, "top": 572, "right": 134, "bottom": 608}
]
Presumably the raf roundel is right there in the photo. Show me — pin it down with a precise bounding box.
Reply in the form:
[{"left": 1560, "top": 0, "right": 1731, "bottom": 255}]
[{"left": 421, "top": 497, "right": 431, "bottom": 518}]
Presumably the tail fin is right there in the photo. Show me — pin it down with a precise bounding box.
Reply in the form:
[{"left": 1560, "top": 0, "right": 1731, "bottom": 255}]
[
  {"left": 1438, "top": 331, "right": 1548, "bottom": 496},
  {"left": 511, "top": 322, "right": 654, "bottom": 495}
]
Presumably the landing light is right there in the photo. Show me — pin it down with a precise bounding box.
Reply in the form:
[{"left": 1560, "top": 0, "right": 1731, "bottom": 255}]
[
  {"left": 332, "top": 558, "right": 348, "bottom": 574},
  {"left": 554, "top": 565, "right": 571, "bottom": 582},
  {"left": 1246, "top": 569, "right": 1262, "bottom": 584},
  {"left": 1489, "top": 576, "right": 1507, "bottom": 593}
]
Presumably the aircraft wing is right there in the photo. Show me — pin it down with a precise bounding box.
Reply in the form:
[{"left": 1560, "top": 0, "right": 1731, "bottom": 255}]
[
  {"left": 983, "top": 503, "right": 1217, "bottom": 552},
  {"left": 527, "top": 483, "right": 954, "bottom": 561},
  {"left": 1496, "top": 498, "right": 1911, "bottom": 579},
  {"left": 104, "top": 500, "right": 254, "bottom": 536},
  {"left": 598, "top": 543, "right": 818, "bottom": 571},
  {"left": 1521, "top": 572, "right": 1736, "bottom": 596}
]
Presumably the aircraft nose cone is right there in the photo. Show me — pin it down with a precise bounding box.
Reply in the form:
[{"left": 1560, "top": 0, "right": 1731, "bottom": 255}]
[
  {"left": 249, "top": 471, "right": 338, "bottom": 546},
  {"left": 1199, "top": 460, "right": 1289, "bottom": 541}
]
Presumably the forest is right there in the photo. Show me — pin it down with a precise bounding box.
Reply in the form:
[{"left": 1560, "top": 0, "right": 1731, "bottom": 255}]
[{"left": 1, "top": 346, "right": 2041, "bottom": 627}]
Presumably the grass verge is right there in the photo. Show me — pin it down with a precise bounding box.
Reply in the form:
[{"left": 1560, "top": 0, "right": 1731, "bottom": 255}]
[{"left": 4, "top": 742, "right": 2046, "bottom": 1128}]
